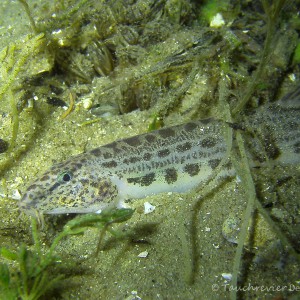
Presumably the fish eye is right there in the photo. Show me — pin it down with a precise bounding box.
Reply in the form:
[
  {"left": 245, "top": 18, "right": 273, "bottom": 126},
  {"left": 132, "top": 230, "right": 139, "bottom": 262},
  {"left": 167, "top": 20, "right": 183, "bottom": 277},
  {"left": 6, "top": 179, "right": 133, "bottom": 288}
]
[{"left": 57, "top": 171, "right": 72, "bottom": 183}]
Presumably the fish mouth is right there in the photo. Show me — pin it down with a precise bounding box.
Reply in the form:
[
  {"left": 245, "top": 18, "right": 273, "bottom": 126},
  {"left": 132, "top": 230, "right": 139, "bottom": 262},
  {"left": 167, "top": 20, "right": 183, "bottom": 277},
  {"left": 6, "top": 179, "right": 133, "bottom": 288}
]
[{"left": 19, "top": 194, "right": 41, "bottom": 213}]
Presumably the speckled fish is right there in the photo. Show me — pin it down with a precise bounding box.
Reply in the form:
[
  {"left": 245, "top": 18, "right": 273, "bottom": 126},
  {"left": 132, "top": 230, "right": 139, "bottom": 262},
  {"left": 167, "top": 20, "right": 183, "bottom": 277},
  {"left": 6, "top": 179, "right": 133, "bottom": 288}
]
[
  {"left": 20, "top": 87, "right": 300, "bottom": 217},
  {"left": 20, "top": 118, "right": 230, "bottom": 216}
]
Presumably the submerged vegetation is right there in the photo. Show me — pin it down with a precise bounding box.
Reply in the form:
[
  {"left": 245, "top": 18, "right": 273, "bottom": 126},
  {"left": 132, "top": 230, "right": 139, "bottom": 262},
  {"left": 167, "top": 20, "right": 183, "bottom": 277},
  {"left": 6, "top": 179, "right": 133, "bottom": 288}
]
[
  {"left": 0, "top": 208, "right": 134, "bottom": 300},
  {"left": 0, "top": 0, "right": 299, "bottom": 299},
  {"left": 0, "top": 33, "right": 45, "bottom": 175}
]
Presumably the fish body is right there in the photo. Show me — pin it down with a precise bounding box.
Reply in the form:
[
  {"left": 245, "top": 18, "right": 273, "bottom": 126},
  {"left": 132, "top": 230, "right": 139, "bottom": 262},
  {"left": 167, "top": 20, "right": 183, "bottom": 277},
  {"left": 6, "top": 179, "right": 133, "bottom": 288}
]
[
  {"left": 20, "top": 88, "right": 300, "bottom": 216},
  {"left": 244, "top": 88, "right": 300, "bottom": 165},
  {"left": 20, "top": 118, "right": 230, "bottom": 215}
]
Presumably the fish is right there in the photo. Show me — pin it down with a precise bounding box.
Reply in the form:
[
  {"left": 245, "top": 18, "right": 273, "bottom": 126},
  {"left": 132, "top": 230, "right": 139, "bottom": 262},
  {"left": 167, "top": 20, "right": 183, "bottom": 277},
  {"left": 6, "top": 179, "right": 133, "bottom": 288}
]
[
  {"left": 20, "top": 118, "right": 230, "bottom": 216},
  {"left": 19, "top": 87, "right": 300, "bottom": 217}
]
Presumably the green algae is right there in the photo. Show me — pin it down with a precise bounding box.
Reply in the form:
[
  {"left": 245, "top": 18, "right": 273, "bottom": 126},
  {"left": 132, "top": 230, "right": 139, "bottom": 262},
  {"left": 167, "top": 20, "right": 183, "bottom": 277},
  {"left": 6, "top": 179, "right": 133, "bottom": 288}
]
[
  {"left": 0, "top": 33, "right": 46, "bottom": 178},
  {"left": 0, "top": 208, "right": 134, "bottom": 300}
]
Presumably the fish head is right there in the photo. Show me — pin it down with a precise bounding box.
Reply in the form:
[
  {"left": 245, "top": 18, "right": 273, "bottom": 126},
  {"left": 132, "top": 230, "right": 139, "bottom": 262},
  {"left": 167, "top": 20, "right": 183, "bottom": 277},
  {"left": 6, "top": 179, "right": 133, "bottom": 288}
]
[{"left": 20, "top": 155, "right": 118, "bottom": 216}]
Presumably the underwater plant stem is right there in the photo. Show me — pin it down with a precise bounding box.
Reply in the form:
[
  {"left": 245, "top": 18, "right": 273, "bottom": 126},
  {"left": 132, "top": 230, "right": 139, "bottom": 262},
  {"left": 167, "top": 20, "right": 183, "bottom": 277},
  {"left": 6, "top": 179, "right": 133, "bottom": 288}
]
[
  {"left": 45, "top": 231, "right": 68, "bottom": 265},
  {"left": 230, "top": 132, "right": 256, "bottom": 300},
  {"left": 29, "top": 272, "right": 52, "bottom": 300},
  {"left": 188, "top": 77, "right": 234, "bottom": 284},
  {"left": 18, "top": 0, "right": 38, "bottom": 34},
  {"left": 232, "top": 0, "right": 286, "bottom": 116},
  {"left": 18, "top": 245, "right": 29, "bottom": 298},
  {"left": 31, "top": 218, "right": 41, "bottom": 257},
  {"left": 60, "top": 92, "right": 75, "bottom": 119},
  {"left": 95, "top": 224, "right": 109, "bottom": 256},
  {"left": 79, "top": 118, "right": 102, "bottom": 126},
  {"left": 232, "top": 29, "right": 272, "bottom": 115}
]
